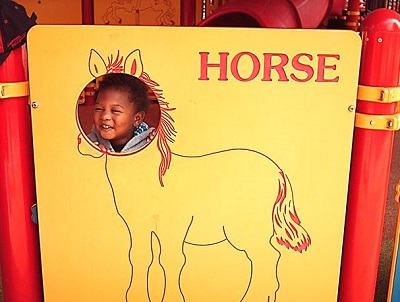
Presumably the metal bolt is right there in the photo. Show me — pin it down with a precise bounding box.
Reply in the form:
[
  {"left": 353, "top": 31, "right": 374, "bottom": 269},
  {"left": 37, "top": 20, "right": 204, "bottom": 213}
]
[
  {"left": 370, "top": 120, "right": 375, "bottom": 125},
  {"left": 31, "top": 102, "right": 39, "bottom": 108},
  {"left": 378, "top": 37, "right": 383, "bottom": 43},
  {"left": 348, "top": 105, "right": 355, "bottom": 112}
]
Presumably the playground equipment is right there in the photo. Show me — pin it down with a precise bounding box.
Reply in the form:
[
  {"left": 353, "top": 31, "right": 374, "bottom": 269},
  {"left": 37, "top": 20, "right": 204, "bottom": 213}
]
[
  {"left": 0, "top": 47, "right": 43, "bottom": 302},
  {"left": 339, "top": 8, "right": 400, "bottom": 301},
  {"left": 197, "top": 0, "right": 347, "bottom": 28},
  {"left": 0, "top": 0, "right": 400, "bottom": 301},
  {"left": 27, "top": 25, "right": 359, "bottom": 302},
  {"left": 0, "top": 2, "right": 42, "bottom": 301}
]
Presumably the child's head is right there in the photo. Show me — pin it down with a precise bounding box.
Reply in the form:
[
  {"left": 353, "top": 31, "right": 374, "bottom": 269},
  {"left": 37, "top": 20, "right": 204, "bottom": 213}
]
[{"left": 93, "top": 73, "right": 150, "bottom": 151}]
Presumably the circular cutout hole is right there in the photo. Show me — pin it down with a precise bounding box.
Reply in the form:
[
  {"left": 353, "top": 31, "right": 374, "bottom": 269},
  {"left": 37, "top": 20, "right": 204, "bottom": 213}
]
[{"left": 76, "top": 73, "right": 161, "bottom": 154}]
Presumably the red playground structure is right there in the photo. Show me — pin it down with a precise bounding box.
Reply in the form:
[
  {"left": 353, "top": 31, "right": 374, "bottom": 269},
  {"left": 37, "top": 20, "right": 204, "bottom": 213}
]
[{"left": 1, "top": 0, "right": 400, "bottom": 301}]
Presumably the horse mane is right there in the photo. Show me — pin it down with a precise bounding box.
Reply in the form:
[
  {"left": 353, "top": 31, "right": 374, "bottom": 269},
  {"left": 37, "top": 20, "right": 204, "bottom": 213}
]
[
  {"left": 88, "top": 49, "right": 176, "bottom": 186},
  {"left": 139, "top": 72, "right": 176, "bottom": 187},
  {"left": 107, "top": 51, "right": 124, "bottom": 73}
]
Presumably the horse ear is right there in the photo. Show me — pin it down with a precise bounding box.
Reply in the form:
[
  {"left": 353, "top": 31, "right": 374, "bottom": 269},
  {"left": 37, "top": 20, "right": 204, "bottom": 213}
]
[
  {"left": 89, "top": 49, "right": 107, "bottom": 77},
  {"left": 124, "top": 49, "right": 143, "bottom": 77}
]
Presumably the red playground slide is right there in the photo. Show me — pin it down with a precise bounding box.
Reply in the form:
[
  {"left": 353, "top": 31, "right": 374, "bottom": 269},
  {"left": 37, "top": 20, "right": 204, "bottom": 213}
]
[{"left": 198, "top": 0, "right": 347, "bottom": 29}]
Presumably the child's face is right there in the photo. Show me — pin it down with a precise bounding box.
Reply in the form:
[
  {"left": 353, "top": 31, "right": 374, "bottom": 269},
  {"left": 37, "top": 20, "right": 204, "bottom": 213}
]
[{"left": 93, "top": 88, "right": 144, "bottom": 150}]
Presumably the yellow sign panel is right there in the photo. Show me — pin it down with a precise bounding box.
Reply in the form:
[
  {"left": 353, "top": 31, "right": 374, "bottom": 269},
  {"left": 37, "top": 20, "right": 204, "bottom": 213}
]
[{"left": 28, "top": 26, "right": 361, "bottom": 301}]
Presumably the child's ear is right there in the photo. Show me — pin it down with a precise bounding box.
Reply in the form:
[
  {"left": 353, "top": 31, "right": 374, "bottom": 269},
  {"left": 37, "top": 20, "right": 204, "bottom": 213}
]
[{"left": 133, "top": 111, "right": 146, "bottom": 127}]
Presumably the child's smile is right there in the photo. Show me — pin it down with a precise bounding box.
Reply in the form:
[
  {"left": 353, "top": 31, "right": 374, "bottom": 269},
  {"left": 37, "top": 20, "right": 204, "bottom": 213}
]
[{"left": 93, "top": 88, "right": 143, "bottom": 151}]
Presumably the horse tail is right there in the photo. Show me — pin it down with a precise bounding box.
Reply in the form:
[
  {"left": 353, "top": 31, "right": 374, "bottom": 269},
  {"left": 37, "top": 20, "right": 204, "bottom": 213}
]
[{"left": 272, "top": 170, "right": 311, "bottom": 253}]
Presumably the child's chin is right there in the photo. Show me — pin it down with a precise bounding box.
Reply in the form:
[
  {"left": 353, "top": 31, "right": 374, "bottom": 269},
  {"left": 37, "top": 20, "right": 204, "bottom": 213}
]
[
  {"left": 99, "top": 134, "right": 115, "bottom": 142},
  {"left": 104, "top": 135, "right": 115, "bottom": 139},
  {"left": 98, "top": 130, "right": 114, "bottom": 140}
]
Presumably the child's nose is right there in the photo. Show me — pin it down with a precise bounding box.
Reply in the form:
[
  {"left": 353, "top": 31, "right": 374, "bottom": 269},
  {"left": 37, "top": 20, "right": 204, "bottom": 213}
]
[{"left": 100, "top": 111, "right": 111, "bottom": 120}]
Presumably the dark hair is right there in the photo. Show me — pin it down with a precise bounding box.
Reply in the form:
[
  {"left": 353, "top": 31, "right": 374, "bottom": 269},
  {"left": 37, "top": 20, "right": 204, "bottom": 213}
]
[{"left": 95, "top": 73, "right": 149, "bottom": 112}]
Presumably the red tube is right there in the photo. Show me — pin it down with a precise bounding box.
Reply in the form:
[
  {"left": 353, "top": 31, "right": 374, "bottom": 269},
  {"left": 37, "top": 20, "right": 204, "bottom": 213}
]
[
  {"left": 180, "top": 0, "right": 196, "bottom": 26},
  {"left": 339, "top": 9, "right": 400, "bottom": 302},
  {"left": 290, "top": 0, "right": 346, "bottom": 28},
  {"left": 82, "top": 0, "right": 94, "bottom": 25},
  {"left": 347, "top": 0, "right": 361, "bottom": 31},
  {"left": 198, "top": 0, "right": 301, "bottom": 28},
  {"left": 0, "top": 46, "right": 43, "bottom": 302},
  {"left": 198, "top": 0, "right": 347, "bottom": 28}
]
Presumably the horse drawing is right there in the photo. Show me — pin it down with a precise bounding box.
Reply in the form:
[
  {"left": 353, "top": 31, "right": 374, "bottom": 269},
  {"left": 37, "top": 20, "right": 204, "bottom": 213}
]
[
  {"left": 102, "top": 0, "right": 175, "bottom": 25},
  {"left": 76, "top": 49, "right": 311, "bottom": 301}
]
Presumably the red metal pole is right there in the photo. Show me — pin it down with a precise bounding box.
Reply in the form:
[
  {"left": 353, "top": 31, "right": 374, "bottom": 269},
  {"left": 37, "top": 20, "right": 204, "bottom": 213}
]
[
  {"left": 181, "top": 0, "right": 196, "bottom": 26},
  {"left": 82, "top": 0, "right": 94, "bottom": 25},
  {"left": 346, "top": 0, "right": 361, "bottom": 31},
  {"left": 339, "top": 9, "right": 400, "bottom": 302},
  {"left": 0, "top": 46, "right": 43, "bottom": 302}
]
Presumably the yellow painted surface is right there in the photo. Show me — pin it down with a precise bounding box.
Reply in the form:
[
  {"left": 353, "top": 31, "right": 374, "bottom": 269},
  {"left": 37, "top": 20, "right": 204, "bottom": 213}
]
[{"left": 28, "top": 26, "right": 361, "bottom": 301}]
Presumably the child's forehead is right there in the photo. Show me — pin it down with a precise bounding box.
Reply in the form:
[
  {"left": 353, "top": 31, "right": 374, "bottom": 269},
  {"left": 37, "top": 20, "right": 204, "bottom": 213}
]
[
  {"left": 101, "top": 86, "right": 129, "bottom": 95},
  {"left": 96, "top": 90, "right": 135, "bottom": 106},
  {"left": 98, "top": 88, "right": 131, "bottom": 100}
]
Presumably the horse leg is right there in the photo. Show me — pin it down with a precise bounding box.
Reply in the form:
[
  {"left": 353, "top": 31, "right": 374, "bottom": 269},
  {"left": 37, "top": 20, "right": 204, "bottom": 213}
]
[
  {"left": 244, "top": 244, "right": 280, "bottom": 301},
  {"left": 102, "top": 7, "right": 114, "bottom": 24},
  {"left": 111, "top": 2, "right": 123, "bottom": 23},
  {"left": 155, "top": 11, "right": 164, "bottom": 25},
  {"left": 224, "top": 229, "right": 281, "bottom": 302},
  {"left": 127, "top": 231, "right": 155, "bottom": 302},
  {"left": 157, "top": 242, "right": 186, "bottom": 301},
  {"left": 156, "top": 218, "right": 194, "bottom": 302}
]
